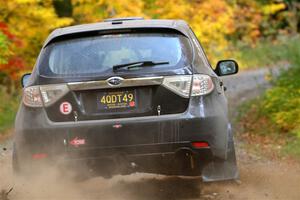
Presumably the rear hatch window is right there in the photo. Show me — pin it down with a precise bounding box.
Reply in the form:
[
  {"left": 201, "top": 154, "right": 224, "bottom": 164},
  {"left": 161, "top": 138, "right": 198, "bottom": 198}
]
[
  {"left": 38, "top": 32, "right": 193, "bottom": 123},
  {"left": 39, "top": 32, "right": 193, "bottom": 77}
]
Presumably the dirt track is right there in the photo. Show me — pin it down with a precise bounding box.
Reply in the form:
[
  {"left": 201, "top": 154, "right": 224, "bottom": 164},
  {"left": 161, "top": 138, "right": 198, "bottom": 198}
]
[{"left": 1, "top": 66, "right": 300, "bottom": 200}]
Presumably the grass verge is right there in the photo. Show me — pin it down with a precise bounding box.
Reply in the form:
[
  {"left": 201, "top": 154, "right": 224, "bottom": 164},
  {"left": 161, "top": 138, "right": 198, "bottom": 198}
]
[
  {"left": 0, "top": 88, "right": 19, "bottom": 137},
  {"left": 236, "top": 35, "right": 300, "bottom": 69},
  {"left": 237, "top": 71, "right": 300, "bottom": 159},
  {"left": 236, "top": 36, "right": 300, "bottom": 159}
]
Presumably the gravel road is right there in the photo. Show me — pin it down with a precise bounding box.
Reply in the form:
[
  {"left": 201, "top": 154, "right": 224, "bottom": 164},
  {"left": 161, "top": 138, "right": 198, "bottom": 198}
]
[{"left": 1, "top": 66, "right": 300, "bottom": 200}]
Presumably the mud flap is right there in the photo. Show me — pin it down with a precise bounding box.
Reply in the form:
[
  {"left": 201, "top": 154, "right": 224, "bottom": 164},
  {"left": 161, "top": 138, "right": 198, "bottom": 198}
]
[{"left": 202, "top": 124, "right": 239, "bottom": 182}]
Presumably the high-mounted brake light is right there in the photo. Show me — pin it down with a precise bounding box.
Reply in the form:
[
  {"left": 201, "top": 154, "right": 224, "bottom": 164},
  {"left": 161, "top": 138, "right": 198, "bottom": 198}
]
[{"left": 23, "top": 84, "right": 69, "bottom": 107}]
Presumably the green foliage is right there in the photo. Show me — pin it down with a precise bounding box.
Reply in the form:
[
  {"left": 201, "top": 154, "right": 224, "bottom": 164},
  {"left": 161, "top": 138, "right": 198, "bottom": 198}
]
[
  {"left": 261, "top": 36, "right": 300, "bottom": 127},
  {"left": 237, "top": 36, "right": 300, "bottom": 68},
  {"left": 239, "top": 36, "right": 300, "bottom": 157},
  {"left": 263, "top": 65, "right": 300, "bottom": 135},
  {"left": 283, "top": 139, "right": 300, "bottom": 157},
  {"left": 53, "top": 0, "right": 73, "bottom": 17},
  {"left": 0, "top": 88, "right": 19, "bottom": 134},
  {"left": 0, "top": 32, "right": 10, "bottom": 64}
]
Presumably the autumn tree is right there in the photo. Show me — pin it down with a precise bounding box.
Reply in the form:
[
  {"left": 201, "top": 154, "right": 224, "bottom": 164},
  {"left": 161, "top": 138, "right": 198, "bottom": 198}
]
[
  {"left": 71, "top": 0, "right": 146, "bottom": 23},
  {"left": 0, "top": 22, "right": 22, "bottom": 93},
  {"left": 0, "top": 0, "right": 73, "bottom": 89},
  {"left": 0, "top": 24, "right": 11, "bottom": 65},
  {"left": 145, "top": 0, "right": 234, "bottom": 62}
]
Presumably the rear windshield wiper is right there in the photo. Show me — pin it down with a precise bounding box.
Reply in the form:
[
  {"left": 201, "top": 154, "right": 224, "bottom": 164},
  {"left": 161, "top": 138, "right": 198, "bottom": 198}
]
[{"left": 113, "top": 61, "right": 169, "bottom": 71}]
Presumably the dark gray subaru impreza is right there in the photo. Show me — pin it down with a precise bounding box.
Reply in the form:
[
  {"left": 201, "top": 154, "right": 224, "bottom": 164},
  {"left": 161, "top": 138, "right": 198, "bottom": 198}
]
[{"left": 14, "top": 18, "right": 239, "bottom": 181}]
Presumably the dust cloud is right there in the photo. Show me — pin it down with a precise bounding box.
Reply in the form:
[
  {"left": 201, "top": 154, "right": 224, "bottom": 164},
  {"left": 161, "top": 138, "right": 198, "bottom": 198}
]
[
  {"left": 1, "top": 150, "right": 205, "bottom": 200},
  {"left": 2, "top": 145, "right": 300, "bottom": 200}
]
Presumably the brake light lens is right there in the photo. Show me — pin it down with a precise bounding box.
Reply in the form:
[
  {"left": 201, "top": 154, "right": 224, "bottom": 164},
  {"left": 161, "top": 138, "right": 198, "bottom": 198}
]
[
  {"left": 162, "top": 74, "right": 214, "bottom": 98},
  {"left": 23, "top": 86, "right": 43, "bottom": 107},
  {"left": 23, "top": 84, "right": 69, "bottom": 107},
  {"left": 162, "top": 75, "right": 192, "bottom": 98},
  {"left": 191, "top": 141, "right": 209, "bottom": 148},
  {"left": 191, "top": 74, "right": 214, "bottom": 96}
]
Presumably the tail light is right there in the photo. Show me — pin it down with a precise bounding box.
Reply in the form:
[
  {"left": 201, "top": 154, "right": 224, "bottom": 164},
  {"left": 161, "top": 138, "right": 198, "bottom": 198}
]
[
  {"left": 162, "top": 75, "right": 192, "bottom": 98},
  {"left": 23, "top": 84, "right": 69, "bottom": 107},
  {"left": 40, "top": 84, "right": 69, "bottom": 107},
  {"left": 23, "top": 86, "right": 43, "bottom": 107},
  {"left": 162, "top": 74, "right": 214, "bottom": 98},
  {"left": 191, "top": 74, "right": 214, "bottom": 96}
]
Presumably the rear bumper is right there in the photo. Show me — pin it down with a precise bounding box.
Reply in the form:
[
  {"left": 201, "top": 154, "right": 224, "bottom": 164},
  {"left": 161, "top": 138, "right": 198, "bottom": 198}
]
[
  {"left": 65, "top": 141, "right": 212, "bottom": 159},
  {"left": 14, "top": 95, "right": 230, "bottom": 165},
  {"left": 18, "top": 142, "right": 213, "bottom": 177},
  {"left": 62, "top": 142, "right": 213, "bottom": 175}
]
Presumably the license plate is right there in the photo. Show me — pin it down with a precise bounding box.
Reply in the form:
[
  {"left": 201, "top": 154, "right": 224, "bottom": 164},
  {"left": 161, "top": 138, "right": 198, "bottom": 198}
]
[{"left": 98, "top": 90, "right": 136, "bottom": 109}]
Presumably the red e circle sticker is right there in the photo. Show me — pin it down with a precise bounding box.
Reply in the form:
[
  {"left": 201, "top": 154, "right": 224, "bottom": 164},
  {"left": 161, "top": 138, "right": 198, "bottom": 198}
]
[{"left": 60, "top": 102, "right": 72, "bottom": 115}]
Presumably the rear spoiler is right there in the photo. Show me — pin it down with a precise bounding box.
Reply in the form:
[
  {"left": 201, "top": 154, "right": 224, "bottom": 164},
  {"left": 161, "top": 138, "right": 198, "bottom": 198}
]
[{"left": 43, "top": 27, "right": 189, "bottom": 48}]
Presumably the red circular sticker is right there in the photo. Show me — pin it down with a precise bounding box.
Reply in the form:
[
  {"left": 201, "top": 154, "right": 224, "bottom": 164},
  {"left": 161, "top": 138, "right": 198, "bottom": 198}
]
[
  {"left": 129, "top": 101, "right": 135, "bottom": 107},
  {"left": 60, "top": 102, "right": 72, "bottom": 115}
]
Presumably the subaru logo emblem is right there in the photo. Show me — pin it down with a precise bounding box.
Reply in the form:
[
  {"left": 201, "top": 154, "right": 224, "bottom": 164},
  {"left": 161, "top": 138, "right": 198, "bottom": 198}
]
[{"left": 107, "top": 77, "right": 124, "bottom": 86}]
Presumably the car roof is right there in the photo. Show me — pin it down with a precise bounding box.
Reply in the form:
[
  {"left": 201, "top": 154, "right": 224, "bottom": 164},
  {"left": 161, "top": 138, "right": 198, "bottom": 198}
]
[{"left": 43, "top": 19, "right": 191, "bottom": 47}]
